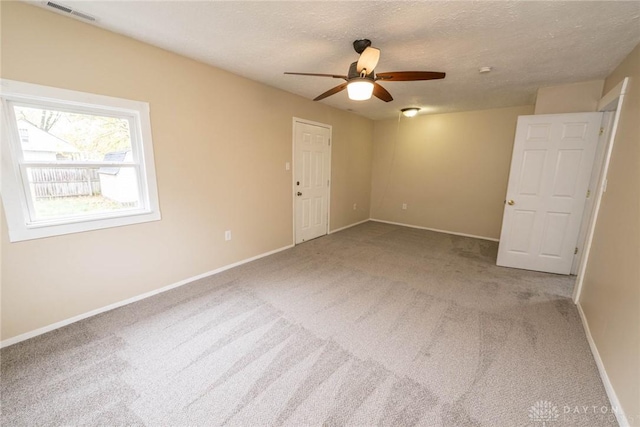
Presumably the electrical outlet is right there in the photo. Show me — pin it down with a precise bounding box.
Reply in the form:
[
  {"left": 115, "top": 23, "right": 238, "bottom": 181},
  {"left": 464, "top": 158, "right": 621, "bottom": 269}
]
[
  {"left": 225, "top": 230, "right": 231, "bottom": 241},
  {"left": 353, "top": 203, "right": 357, "bottom": 210},
  {"left": 402, "top": 203, "right": 407, "bottom": 210},
  {"left": 285, "top": 162, "right": 290, "bottom": 171}
]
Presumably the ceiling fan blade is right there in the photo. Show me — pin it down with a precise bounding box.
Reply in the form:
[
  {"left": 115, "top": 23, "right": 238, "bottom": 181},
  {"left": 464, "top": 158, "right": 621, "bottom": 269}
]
[
  {"left": 314, "top": 82, "right": 348, "bottom": 101},
  {"left": 373, "top": 83, "right": 393, "bottom": 102},
  {"left": 376, "top": 71, "right": 446, "bottom": 81},
  {"left": 285, "top": 72, "right": 347, "bottom": 80},
  {"left": 356, "top": 47, "right": 380, "bottom": 74}
]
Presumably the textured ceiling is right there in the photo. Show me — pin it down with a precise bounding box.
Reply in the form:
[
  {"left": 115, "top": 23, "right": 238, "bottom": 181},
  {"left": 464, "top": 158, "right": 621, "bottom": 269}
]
[{"left": 30, "top": 1, "right": 640, "bottom": 120}]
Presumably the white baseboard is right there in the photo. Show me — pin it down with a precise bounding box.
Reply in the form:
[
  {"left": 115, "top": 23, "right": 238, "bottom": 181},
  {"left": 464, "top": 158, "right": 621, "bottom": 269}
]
[
  {"left": 329, "top": 218, "right": 370, "bottom": 234},
  {"left": 0, "top": 243, "right": 294, "bottom": 349},
  {"left": 370, "top": 218, "right": 499, "bottom": 242},
  {"left": 576, "top": 303, "right": 629, "bottom": 427}
]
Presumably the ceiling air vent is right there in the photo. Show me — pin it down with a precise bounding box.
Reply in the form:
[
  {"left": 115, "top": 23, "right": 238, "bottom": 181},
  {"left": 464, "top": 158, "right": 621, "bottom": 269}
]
[{"left": 45, "top": 2, "right": 97, "bottom": 22}]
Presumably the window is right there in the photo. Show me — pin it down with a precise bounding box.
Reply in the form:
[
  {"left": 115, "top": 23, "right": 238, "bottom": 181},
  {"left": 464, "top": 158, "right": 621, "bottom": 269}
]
[{"left": 1, "top": 79, "right": 161, "bottom": 242}]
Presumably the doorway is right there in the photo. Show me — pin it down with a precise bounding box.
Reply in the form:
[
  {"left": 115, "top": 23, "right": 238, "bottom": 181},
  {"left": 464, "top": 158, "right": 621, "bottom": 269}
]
[
  {"left": 573, "top": 77, "right": 629, "bottom": 301},
  {"left": 497, "top": 78, "right": 629, "bottom": 286}
]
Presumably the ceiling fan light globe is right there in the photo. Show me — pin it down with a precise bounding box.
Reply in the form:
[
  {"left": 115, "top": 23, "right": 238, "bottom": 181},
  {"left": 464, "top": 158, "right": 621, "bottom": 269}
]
[
  {"left": 347, "top": 79, "right": 374, "bottom": 101},
  {"left": 356, "top": 47, "right": 380, "bottom": 74}
]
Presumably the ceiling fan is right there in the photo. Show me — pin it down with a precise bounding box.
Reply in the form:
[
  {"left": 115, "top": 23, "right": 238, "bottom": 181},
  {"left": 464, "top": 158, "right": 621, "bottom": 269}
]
[{"left": 284, "top": 39, "right": 446, "bottom": 102}]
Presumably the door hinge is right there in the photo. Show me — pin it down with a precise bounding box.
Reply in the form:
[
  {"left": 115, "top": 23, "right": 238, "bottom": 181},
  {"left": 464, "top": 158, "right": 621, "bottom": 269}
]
[
  {"left": 327, "top": 179, "right": 330, "bottom": 187},
  {"left": 586, "top": 189, "right": 591, "bottom": 198},
  {"left": 599, "top": 127, "right": 604, "bottom": 136},
  {"left": 328, "top": 139, "right": 331, "bottom": 146},
  {"left": 574, "top": 247, "right": 578, "bottom": 255}
]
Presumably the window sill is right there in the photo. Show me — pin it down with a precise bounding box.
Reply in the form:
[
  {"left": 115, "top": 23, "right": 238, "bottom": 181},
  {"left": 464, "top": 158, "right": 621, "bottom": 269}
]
[{"left": 25, "top": 208, "right": 153, "bottom": 229}]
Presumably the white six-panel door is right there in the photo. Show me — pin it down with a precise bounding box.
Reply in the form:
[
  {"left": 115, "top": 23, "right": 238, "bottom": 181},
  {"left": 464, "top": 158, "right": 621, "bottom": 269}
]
[
  {"left": 497, "top": 112, "right": 602, "bottom": 275},
  {"left": 294, "top": 121, "right": 331, "bottom": 244}
]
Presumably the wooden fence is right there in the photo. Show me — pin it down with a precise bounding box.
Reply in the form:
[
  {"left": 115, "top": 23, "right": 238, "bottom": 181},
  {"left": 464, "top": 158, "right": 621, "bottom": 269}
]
[{"left": 29, "top": 168, "right": 101, "bottom": 198}]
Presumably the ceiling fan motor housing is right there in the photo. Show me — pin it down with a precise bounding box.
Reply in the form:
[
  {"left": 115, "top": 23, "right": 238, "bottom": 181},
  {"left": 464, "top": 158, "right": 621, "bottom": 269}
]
[{"left": 353, "top": 39, "right": 372, "bottom": 54}]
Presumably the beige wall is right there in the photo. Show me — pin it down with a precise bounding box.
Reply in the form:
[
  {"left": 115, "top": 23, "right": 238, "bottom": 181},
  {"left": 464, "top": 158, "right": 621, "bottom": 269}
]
[
  {"left": 579, "top": 44, "right": 640, "bottom": 424},
  {"left": 370, "top": 105, "right": 533, "bottom": 239},
  {"left": 0, "top": 2, "right": 373, "bottom": 341},
  {"left": 534, "top": 80, "right": 604, "bottom": 114}
]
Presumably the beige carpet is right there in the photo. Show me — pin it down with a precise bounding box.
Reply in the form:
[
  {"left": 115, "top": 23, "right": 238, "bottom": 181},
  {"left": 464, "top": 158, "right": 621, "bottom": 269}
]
[{"left": 1, "top": 222, "right": 617, "bottom": 426}]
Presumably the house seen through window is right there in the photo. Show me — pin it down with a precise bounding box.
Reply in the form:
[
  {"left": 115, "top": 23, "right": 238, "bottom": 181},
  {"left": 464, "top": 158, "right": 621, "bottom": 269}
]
[{"left": 15, "top": 106, "right": 141, "bottom": 221}]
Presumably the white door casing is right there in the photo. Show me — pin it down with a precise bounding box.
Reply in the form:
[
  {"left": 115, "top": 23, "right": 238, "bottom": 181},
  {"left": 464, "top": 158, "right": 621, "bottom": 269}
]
[
  {"left": 573, "top": 77, "right": 629, "bottom": 302},
  {"left": 571, "top": 112, "right": 612, "bottom": 274},
  {"left": 497, "top": 112, "right": 603, "bottom": 275},
  {"left": 294, "top": 120, "right": 331, "bottom": 244}
]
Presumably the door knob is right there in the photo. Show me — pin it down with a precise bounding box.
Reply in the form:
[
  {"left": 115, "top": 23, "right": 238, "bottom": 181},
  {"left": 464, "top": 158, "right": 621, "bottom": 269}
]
[
  {"left": 297, "top": 192, "right": 302, "bottom": 196},
  {"left": 507, "top": 200, "right": 515, "bottom": 205}
]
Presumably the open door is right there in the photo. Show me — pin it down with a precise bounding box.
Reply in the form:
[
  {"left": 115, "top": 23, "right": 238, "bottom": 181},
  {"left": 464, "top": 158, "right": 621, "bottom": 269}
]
[{"left": 497, "top": 112, "right": 603, "bottom": 275}]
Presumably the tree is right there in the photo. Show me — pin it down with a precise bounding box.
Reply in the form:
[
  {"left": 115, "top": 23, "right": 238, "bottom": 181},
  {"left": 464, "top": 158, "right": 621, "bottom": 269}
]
[
  {"left": 15, "top": 106, "right": 131, "bottom": 160},
  {"left": 18, "top": 109, "right": 62, "bottom": 132}
]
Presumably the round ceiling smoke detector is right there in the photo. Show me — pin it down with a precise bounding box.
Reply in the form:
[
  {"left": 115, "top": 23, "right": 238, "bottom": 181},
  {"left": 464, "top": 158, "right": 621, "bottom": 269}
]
[{"left": 478, "top": 66, "right": 492, "bottom": 74}]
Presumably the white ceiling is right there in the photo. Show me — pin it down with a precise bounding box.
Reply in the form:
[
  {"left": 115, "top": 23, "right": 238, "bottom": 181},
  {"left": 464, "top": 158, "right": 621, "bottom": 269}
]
[{"left": 31, "top": 1, "right": 640, "bottom": 120}]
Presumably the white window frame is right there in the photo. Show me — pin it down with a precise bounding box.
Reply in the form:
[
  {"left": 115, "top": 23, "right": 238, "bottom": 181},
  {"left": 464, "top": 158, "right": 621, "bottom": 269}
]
[{"left": 1, "top": 79, "right": 161, "bottom": 242}]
